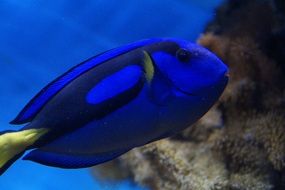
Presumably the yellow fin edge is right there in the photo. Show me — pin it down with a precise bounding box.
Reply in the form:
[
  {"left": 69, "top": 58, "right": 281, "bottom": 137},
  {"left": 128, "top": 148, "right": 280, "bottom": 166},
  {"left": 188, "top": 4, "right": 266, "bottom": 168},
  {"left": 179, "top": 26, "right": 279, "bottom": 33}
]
[{"left": 143, "top": 51, "right": 154, "bottom": 83}]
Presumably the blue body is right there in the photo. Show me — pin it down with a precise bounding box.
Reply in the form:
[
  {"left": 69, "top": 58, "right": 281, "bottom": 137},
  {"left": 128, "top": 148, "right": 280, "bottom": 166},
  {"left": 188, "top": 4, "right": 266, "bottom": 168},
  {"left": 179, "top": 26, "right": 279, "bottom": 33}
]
[{"left": 10, "top": 38, "right": 228, "bottom": 168}]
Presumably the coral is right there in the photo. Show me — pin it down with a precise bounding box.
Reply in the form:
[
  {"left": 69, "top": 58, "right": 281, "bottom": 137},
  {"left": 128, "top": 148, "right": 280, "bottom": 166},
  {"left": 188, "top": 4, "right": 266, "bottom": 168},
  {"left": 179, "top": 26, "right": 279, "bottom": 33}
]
[
  {"left": 254, "top": 113, "right": 285, "bottom": 171},
  {"left": 94, "top": 0, "right": 285, "bottom": 189},
  {"left": 199, "top": 0, "right": 285, "bottom": 188},
  {"left": 120, "top": 140, "right": 229, "bottom": 190}
]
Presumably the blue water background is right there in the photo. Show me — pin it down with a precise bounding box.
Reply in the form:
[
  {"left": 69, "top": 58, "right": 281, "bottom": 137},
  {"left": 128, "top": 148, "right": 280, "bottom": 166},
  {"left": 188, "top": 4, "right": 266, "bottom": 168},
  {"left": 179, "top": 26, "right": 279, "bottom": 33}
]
[{"left": 0, "top": 0, "right": 223, "bottom": 189}]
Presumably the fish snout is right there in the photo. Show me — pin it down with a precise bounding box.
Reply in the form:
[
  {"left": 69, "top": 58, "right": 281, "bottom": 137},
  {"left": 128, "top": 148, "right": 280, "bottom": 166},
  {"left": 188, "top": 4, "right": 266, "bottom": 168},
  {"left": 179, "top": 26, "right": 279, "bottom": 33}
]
[{"left": 224, "top": 70, "right": 230, "bottom": 77}]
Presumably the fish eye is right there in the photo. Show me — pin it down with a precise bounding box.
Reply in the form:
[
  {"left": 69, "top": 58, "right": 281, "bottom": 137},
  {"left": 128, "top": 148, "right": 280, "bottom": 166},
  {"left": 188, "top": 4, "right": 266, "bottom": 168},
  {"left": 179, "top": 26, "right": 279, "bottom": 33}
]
[{"left": 176, "top": 48, "right": 191, "bottom": 63}]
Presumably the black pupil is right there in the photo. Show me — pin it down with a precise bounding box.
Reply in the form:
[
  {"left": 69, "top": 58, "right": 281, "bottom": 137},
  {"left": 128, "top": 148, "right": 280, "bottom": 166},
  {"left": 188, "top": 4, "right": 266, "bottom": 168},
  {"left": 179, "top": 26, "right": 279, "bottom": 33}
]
[{"left": 176, "top": 48, "right": 191, "bottom": 62}]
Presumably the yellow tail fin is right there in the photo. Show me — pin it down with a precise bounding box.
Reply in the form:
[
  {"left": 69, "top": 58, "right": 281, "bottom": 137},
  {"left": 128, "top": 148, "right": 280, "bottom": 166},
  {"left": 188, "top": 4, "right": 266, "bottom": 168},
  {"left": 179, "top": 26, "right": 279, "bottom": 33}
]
[{"left": 0, "top": 128, "right": 48, "bottom": 175}]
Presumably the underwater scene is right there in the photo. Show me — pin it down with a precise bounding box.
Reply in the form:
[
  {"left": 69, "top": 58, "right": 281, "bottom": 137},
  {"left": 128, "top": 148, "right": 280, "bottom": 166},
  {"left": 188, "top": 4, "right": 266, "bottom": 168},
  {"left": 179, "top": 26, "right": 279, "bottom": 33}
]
[{"left": 0, "top": 0, "right": 284, "bottom": 190}]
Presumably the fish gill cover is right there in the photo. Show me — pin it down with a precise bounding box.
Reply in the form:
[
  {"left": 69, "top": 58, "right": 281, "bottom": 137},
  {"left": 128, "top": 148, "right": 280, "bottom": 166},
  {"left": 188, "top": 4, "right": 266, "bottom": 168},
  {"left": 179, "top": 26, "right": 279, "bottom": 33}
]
[{"left": 0, "top": 0, "right": 223, "bottom": 189}]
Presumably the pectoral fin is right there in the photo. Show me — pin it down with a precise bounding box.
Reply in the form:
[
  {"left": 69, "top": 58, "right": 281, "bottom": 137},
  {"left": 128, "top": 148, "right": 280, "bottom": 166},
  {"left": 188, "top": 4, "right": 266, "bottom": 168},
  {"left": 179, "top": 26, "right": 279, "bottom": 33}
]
[
  {"left": 142, "top": 51, "right": 174, "bottom": 106},
  {"left": 142, "top": 51, "right": 154, "bottom": 84}
]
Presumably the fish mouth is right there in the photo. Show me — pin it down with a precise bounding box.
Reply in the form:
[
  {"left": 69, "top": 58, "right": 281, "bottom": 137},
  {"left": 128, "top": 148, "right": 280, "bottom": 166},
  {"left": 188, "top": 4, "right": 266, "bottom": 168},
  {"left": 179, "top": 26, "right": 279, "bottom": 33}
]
[{"left": 225, "top": 71, "right": 230, "bottom": 78}]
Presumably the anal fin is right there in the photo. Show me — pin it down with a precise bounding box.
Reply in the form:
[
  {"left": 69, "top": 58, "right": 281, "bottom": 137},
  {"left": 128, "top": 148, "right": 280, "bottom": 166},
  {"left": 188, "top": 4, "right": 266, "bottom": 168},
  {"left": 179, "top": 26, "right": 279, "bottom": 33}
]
[{"left": 23, "top": 148, "right": 131, "bottom": 169}]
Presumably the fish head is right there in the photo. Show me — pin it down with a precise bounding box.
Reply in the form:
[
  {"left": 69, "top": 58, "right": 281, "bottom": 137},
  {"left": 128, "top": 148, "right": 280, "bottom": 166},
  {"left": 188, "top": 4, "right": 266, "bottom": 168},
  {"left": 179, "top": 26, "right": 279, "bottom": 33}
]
[{"left": 150, "top": 39, "right": 229, "bottom": 99}]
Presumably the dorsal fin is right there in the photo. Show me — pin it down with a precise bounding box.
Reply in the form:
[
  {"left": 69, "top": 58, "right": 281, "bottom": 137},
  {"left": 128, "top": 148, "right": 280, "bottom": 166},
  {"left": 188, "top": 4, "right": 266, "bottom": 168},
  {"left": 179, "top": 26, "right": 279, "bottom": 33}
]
[{"left": 11, "top": 38, "right": 163, "bottom": 125}]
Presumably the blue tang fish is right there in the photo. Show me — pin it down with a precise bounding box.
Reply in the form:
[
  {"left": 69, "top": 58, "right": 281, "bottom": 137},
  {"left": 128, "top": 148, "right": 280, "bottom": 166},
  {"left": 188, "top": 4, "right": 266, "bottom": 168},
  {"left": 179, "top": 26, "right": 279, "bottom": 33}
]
[{"left": 0, "top": 38, "right": 228, "bottom": 175}]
